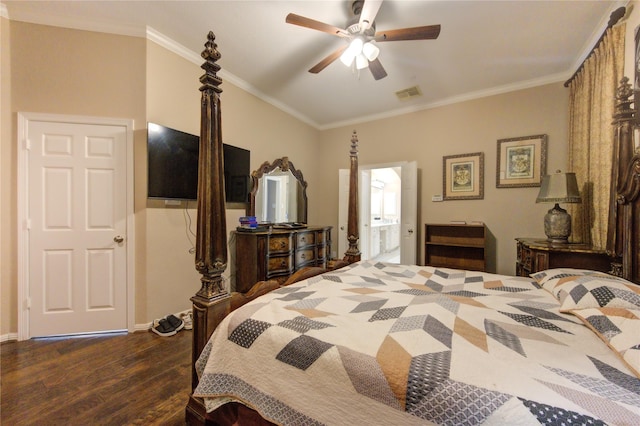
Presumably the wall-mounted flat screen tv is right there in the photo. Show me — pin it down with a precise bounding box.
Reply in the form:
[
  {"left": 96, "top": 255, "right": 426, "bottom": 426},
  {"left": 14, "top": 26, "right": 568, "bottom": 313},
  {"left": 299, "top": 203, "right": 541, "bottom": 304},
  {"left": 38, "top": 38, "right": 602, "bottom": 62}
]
[{"left": 147, "top": 122, "right": 250, "bottom": 203}]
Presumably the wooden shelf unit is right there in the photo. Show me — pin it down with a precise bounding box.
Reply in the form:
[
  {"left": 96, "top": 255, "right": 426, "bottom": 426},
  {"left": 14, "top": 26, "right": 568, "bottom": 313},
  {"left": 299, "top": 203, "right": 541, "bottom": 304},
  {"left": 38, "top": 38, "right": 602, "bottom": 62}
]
[{"left": 424, "top": 223, "right": 487, "bottom": 271}]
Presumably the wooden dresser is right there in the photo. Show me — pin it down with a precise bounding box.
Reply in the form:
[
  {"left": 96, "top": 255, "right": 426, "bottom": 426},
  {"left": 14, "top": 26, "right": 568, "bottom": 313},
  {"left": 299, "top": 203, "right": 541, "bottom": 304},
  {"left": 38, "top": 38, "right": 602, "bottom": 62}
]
[
  {"left": 234, "top": 226, "right": 332, "bottom": 292},
  {"left": 515, "top": 238, "right": 612, "bottom": 277}
]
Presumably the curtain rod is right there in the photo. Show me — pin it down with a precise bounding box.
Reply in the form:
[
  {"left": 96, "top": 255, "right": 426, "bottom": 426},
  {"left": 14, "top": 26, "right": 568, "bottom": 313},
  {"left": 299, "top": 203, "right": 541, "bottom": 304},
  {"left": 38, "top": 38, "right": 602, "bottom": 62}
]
[{"left": 564, "top": 6, "right": 626, "bottom": 88}]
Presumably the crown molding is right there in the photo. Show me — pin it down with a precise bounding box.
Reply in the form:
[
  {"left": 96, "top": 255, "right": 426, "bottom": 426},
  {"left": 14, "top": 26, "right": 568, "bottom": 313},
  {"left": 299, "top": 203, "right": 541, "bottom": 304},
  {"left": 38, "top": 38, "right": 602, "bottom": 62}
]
[
  {"left": 320, "top": 72, "right": 569, "bottom": 131},
  {"left": 145, "top": 26, "right": 318, "bottom": 129}
]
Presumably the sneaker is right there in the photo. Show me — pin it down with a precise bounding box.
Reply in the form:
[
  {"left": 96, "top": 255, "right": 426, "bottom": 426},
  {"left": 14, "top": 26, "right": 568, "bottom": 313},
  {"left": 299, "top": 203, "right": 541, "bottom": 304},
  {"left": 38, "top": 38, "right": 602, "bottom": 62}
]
[
  {"left": 165, "top": 314, "right": 185, "bottom": 332},
  {"left": 181, "top": 311, "right": 193, "bottom": 330},
  {"left": 152, "top": 318, "right": 177, "bottom": 337}
]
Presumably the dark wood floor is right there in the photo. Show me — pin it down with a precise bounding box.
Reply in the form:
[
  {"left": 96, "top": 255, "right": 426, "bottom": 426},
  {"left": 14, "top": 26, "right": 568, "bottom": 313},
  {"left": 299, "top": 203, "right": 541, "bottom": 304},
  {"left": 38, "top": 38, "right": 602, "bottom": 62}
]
[{"left": 1, "top": 329, "right": 191, "bottom": 425}]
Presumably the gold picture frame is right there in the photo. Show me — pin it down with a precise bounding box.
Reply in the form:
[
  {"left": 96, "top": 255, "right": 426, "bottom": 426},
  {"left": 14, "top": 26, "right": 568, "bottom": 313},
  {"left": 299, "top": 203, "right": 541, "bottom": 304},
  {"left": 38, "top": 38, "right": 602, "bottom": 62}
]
[
  {"left": 496, "top": 134, "right": 547, "bottom": 188},
  {"left": 443, "top": 152, "right": 484, "bottom": 200}
]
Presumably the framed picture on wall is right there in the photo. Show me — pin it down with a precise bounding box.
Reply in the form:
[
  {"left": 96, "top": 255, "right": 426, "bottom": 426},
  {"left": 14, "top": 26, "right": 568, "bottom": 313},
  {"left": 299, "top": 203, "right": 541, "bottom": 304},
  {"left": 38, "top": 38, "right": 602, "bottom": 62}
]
[
  {"left": 443, "top": 152, "right": 484, "bottom": 200},
  {"left": 496, "top": 134, "right": 547, "bottom": 188}
]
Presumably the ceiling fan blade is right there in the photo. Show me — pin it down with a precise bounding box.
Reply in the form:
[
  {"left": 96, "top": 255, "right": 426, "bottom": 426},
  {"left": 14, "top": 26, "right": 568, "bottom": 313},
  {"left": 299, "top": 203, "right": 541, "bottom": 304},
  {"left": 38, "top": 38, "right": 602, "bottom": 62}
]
[
  {"left": 359, "top": 0, "right": 383, "bottom": 31},
  {"left": 286, "top": 13, "right": 349, "bottom": 38},
  {"left": 374, "top": 24, "right": 441, "bottom": 42},
  {"left": 368, "top": 58, "right": 387, "bottom": 80},
  {"left": 309, "top": 45, "right": 348, "bottom": 74}
]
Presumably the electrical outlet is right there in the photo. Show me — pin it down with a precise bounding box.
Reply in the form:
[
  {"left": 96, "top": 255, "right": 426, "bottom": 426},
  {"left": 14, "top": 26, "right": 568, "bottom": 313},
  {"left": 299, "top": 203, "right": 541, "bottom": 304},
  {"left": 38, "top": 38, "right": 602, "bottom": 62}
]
[{"left": 432, "top": 195, "right": 443, "bottom": 202}]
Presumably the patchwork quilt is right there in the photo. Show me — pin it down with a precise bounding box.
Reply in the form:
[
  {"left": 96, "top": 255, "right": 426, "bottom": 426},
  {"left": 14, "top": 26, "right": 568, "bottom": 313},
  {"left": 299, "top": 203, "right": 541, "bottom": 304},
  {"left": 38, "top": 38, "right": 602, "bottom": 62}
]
[{"left": 194, "top": 261, "right": 640, "bottom": 425}]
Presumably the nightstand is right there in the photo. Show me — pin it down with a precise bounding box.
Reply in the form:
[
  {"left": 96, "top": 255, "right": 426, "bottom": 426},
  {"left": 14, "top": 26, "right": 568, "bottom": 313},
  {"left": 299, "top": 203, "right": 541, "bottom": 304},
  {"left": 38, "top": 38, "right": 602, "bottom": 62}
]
[{"left": 515, "top": 238, "right": 612, "bottom": 277}]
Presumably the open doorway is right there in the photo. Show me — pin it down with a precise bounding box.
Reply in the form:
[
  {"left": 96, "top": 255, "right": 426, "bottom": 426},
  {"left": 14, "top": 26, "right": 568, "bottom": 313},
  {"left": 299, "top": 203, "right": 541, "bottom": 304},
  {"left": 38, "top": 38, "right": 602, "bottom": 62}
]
[
  {"left": 367, "top": 167, "right": 402, "bottom": 262},
  {"left": 339, "top": 161, "right": 417, "bottom": 264}
]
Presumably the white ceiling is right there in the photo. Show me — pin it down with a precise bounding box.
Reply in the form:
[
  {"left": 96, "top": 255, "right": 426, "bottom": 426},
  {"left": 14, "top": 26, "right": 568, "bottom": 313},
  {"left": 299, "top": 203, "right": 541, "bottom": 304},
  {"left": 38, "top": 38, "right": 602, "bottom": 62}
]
[{"left": 2, "top": 1, "right": 625, "bottom": 129}]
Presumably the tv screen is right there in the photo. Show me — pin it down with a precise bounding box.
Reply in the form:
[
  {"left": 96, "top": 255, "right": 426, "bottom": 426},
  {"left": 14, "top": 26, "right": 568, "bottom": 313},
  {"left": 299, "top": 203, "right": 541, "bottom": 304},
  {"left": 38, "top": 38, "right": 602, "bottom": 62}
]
[
  {"left": 147, "top": 122, "right": 199, "bottom": 200},
  {"left": 147, "top": 122, "right": 251, "bottom": 203},
  {"left": 223, "top": 144, "right": 251, "bottom": 204}
]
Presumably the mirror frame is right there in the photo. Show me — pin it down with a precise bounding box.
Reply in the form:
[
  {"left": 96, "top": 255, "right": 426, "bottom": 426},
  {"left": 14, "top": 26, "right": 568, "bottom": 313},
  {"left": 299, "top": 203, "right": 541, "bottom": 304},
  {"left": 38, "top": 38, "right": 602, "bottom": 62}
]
[{"left": 248, "top": 157, "right": 308, "bottom": 223}]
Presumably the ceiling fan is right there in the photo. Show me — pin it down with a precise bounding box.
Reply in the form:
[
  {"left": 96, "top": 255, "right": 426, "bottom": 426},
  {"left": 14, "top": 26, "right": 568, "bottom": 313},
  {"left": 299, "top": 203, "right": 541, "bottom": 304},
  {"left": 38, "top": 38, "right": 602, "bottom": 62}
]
[{"left": 285, "top": 0, "right": 441, "bottom": 80}]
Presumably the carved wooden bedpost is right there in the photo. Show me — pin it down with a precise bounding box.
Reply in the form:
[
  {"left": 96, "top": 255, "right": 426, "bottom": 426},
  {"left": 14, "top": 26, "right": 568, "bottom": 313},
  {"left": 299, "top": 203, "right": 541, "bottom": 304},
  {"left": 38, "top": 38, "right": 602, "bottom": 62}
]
[
  {"left": 607, "top": 77, "right": 636, "bottom": 278},
  {"left": 191, "top": 31, "right": 230, "bottom": 390},
  {"left": 344, "top": 131, "right": 361, "bottom": 263}
]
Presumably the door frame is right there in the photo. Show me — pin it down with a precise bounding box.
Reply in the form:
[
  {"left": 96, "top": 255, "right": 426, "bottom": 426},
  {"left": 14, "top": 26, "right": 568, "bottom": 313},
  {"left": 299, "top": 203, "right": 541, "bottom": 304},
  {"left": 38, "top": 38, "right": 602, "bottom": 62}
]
[
  {"left": 17, "top": 112, "right": 135, "bottom": 340},
  {"left": 339, "top": 161, "right": 417, "bottom": 264}
]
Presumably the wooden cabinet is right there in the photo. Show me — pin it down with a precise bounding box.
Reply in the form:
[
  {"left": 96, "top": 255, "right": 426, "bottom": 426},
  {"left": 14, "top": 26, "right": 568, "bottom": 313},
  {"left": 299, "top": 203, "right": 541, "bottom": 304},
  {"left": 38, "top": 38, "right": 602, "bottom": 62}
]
[
  {"left": 515, "top": 238, "right": 612, "bottom": 277},
  {"left": 424, "top": 224, "right": 487, "bottom": 271},
  {"left": 234, "top": 226, "right": 331, "bottom": 293}
]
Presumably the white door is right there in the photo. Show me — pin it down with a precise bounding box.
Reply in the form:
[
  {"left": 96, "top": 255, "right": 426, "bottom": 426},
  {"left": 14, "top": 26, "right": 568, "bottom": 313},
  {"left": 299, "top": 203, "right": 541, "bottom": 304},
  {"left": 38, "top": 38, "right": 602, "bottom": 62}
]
[
  {"left": 338, "top": 162, "right": 417, "bottom": 263},
  {"left": 19, "top": 114, "right": 132, "bottom": 338},
  {"left": 359, "top": 169, "right": 372, "bottom": 259},
  {"left": 400, "top": 161, "right": 418, "bottom": 264}
]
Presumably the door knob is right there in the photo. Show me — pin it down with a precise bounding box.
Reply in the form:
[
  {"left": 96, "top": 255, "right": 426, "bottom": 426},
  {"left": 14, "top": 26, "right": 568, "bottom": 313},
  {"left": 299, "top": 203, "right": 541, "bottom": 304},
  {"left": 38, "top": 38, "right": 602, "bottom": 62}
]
[
  {"left": 114, "top": 236, "right": 124, "bottom": 243},
  {"left": 408, "top": 229, "right": 414, "bottom": 234}
]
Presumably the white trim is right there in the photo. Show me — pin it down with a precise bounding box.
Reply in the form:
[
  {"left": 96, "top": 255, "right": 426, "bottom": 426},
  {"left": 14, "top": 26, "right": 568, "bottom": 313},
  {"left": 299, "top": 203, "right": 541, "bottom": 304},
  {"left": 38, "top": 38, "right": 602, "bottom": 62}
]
[
  {"left": 319, "top": 72, "right": 569, "bottom": 130},
  {"left": 17, "top": 112, "right": 136, "bottom": 340},
  {"left": 1, "top": 332, "right": 18, "bottom": 343},
  {"left": 145, "top": 27, "right": 318, "bottom": 129},
  {"left": 0, "top": 3, "right": 8, "bottom": 20}
]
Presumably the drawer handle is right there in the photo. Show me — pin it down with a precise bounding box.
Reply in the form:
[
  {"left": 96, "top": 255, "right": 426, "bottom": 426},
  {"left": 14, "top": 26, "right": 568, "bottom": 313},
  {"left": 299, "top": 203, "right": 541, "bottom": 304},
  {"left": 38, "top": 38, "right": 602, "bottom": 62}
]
[
  {"left": 300, "top": 237, "right": 306, "bottom": 243},
  {"left": 300, "top": 253, "right": 306, "bottom": 260},
  {"left": 280, "top": 241, "right": 286, "bottom": 248},
  {"left": 280, "top": 260, "right": 286, "bottom": 267}
]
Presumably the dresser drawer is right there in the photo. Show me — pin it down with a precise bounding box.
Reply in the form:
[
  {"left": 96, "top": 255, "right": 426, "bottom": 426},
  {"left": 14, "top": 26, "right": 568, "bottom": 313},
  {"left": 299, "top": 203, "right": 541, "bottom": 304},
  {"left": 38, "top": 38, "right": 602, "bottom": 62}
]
[
  {"left": 296, "top": 248, "right": 315, "bottom": 265},
  {"left": 317, "top": 244, "right": 327, "bottom": 259},
  {"left": 268, "top": 236, "right": 291, "bottom": 253},
  {"left": 267, "top": 255, "right": 293, "bottom": 273},
  {"left": 296, "top": 232, "right": 315, "bottom": 247}
]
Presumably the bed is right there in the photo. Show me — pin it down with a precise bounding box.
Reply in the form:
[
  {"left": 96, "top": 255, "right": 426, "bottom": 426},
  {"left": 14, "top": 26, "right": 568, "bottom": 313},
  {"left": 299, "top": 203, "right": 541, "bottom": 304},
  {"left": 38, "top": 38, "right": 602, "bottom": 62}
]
[{"left": 186, "top": 32, "right": 640, "bottom": 425}]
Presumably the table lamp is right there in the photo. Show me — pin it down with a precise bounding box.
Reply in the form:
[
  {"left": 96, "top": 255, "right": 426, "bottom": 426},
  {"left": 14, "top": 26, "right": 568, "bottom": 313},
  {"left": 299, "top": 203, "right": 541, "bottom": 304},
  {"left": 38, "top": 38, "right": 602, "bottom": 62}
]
[{"left": 535, "top": 170, "right": 582, "bottom": 243}]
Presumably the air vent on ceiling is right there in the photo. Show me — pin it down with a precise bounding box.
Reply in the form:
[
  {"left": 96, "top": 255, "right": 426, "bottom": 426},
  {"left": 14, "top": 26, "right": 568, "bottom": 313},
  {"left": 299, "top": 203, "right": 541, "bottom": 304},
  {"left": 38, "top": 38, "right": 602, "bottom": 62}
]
[{"left": 395, "top": 85, "right": 422, "bottom": 101}]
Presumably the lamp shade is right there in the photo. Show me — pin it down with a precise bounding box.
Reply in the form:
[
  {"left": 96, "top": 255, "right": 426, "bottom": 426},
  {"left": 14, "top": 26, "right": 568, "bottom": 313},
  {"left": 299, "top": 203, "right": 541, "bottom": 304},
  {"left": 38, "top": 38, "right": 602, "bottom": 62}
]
[{"left": 536, "top": 171, "right": 582, "bottom": 204}]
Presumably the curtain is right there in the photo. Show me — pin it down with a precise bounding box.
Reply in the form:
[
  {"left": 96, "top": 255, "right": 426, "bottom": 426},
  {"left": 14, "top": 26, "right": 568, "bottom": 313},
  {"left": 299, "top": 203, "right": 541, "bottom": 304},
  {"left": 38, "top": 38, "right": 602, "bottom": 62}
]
[{"left": 567, "top": 23, "right": 625, "bottom": 247}]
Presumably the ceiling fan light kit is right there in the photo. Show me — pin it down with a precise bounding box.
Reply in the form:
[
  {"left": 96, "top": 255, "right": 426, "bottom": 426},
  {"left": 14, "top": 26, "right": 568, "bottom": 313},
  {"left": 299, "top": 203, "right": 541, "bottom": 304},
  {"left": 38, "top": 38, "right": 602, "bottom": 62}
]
[
  {"left": 355, "top": 53, "right": 369, "bottom": 70},
  {"left": 285, "top": 0, "right": 440, "bottom": 81},
  {"left": 362, "top": 40, "right": 380, "bottom": 61}
]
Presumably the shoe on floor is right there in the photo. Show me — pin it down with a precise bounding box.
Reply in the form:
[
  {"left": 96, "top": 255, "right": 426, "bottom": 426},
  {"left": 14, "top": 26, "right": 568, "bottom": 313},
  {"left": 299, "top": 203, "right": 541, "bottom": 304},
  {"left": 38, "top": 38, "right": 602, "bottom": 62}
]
[
  {"left": 165, "top": 314, "right": 184, "bottom": 332},
  {"left": 152, "top": 318, "right": 176, "bottom": 337},
  {"left": 181, "top": 311, "right": 193, "bottom": 330}
]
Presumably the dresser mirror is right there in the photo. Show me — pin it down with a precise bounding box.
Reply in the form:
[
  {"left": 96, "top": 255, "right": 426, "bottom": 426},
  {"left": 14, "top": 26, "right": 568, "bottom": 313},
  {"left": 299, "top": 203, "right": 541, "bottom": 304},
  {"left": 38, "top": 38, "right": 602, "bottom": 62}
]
[{"left": 249, "top": 157, "right": 308, "bottom": 224}]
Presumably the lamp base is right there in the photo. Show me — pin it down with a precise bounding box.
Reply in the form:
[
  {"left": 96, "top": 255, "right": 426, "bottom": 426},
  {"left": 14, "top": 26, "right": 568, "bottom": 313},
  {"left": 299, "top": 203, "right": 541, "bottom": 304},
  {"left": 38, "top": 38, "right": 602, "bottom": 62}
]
[{"left": 544, "top": 203, "right": 571, "bottom": 243}]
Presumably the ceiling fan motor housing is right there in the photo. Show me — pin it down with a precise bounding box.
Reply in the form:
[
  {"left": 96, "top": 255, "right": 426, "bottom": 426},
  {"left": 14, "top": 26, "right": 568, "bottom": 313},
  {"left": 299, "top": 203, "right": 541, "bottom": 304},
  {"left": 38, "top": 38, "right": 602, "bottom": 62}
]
[{"left": 347, "top": 0, "right": 376, "bottom": 36}]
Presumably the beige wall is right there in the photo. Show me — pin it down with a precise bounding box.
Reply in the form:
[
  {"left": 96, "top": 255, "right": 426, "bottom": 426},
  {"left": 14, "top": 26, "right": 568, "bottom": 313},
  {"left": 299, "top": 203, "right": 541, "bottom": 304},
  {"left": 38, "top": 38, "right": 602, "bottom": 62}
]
[
  {"left": 0, "top": 21, "right": 321, "bottom": 334},
  {"left": 141, "top": 40, "right": 320, "bottom": 322},
  {"left": 317, "top": 83, "right": 568, "bottom": 275},
  {"left": 3, "top": 5, "right": 640, "bottom": 337},
  {"left": 2, "top": 22, "right": 146, "bottom": 336}
]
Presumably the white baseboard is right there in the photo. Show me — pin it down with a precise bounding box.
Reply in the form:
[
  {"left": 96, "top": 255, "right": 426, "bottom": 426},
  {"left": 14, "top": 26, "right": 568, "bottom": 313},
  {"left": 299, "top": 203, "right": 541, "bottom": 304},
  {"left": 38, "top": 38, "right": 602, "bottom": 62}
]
[
  {"left": 1, "top": 333, "right": 18, "bottom": 343},
  {"left": 2, "top": 309, "right": 193, "bottom": 341}
]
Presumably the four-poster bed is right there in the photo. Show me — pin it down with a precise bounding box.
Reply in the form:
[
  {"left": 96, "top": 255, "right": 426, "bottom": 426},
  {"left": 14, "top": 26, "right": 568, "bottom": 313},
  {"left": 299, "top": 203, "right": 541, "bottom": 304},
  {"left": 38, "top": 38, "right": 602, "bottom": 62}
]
[{"left": 186, "top": 32, "right": 640, "bottom": 425}]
